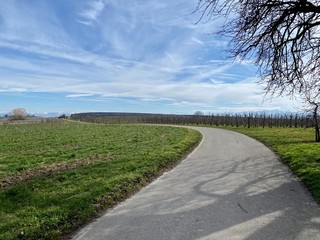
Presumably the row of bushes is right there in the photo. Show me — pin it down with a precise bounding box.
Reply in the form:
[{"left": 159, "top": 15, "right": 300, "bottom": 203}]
[{"left": 0, "top": 117, "right": 65, "bottom": 125}]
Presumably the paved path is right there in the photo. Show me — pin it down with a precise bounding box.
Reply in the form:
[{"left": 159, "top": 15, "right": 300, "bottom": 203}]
[{"left": 72, "top": 127, "right": 320, "bottom": 240}]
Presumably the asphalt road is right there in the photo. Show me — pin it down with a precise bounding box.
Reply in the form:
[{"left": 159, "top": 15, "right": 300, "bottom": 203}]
[{"left": 72, "top": 127, "right": 320, "bottom": 240}]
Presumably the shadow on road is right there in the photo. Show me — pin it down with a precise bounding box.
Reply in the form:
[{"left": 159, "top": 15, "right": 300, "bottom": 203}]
[{"left": 73, "top": 128, "right": 320, "bottom": 240}]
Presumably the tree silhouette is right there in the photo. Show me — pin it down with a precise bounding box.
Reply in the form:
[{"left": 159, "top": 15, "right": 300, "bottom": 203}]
[{"left": 196, "top": 0, "right": 320, "bottom": 141}]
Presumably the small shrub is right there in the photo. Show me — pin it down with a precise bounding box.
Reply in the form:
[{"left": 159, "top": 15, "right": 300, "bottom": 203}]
[{"left": 10, "top": 108, "right": 27, "bottom": 120}]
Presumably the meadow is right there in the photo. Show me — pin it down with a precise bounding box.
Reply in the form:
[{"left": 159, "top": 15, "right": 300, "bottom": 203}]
[
  {"left": 224, "top": 127, "right": 320, "bottom": 203},
  {"left": 0, "top": 122, "right": 201, "bottom": 240}
]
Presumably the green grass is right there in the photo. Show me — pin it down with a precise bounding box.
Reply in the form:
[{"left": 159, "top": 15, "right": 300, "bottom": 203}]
[
  {"left": 224, "top": 127, "right": 320, "bottom": 203},
  {"left": 0, "top": 122, "right": 202, "bottom": 240}
]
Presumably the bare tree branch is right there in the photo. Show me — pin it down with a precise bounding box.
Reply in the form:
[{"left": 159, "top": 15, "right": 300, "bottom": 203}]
[
  {"left": 196, "top": 0, "right": 320, "bottom": 95},
  {"left": 196, "top": 0, "right": 320, "bottom": 141}
]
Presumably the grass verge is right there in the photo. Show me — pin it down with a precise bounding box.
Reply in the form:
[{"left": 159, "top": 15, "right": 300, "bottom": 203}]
[
  {"left": 0, "top": 122, "right": 202, "bottom": 240},
  {"left": 223, "top": 127, "right": 320, "bottom": 203}
]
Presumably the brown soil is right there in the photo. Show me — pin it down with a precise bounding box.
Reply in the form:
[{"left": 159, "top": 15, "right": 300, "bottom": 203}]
[{"left": 0, "top": 153, "right": 113, "bottom": 188}]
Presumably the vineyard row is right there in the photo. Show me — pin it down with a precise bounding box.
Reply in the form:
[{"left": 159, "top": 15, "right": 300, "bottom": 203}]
[{"left": 71, "top": 113, "right": 318, "bottom": 128}]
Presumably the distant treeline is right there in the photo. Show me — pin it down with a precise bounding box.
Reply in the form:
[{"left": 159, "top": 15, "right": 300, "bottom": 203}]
[{"left": 70, "top": 112, "right": 316, "bottom": 128}]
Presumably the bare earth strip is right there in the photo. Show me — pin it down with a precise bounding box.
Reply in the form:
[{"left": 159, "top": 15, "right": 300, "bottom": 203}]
[
  {"left": 0, "top": 153, "right": 113, "bottom": 188},
  {"left": 72, "top": 127, "right": 320, "bottom": 240}
]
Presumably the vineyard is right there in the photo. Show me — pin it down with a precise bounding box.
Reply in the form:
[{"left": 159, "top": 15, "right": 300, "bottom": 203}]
[{"left": 71, "top": 112, "right": 316, "bottom": 128}]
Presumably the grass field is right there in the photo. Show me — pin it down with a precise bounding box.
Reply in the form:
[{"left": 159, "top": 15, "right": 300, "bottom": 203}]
[
  {"left": 0, "top": 122, "right": 202, "bottom": 240},
  {"left": 224, "top": 127, "right": 320, "bottom": 203}
]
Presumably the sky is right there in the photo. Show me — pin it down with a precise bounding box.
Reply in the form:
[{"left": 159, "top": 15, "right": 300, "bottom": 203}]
[{"left": 0, "top": 0, "right": 300, "bottom": 116}]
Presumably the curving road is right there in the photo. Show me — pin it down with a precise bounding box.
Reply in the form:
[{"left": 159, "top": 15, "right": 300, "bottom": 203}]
[{"left": 72, "top": 127, "right": 320, "bottom": 240}]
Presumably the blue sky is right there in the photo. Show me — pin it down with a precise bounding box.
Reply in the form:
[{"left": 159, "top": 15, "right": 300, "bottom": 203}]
[{"left": 0, "top": 0, "right": 299, "bottom": 116}]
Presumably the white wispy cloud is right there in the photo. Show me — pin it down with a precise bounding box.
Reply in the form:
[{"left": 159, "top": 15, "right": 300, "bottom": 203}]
[
  {"left": 79, "top": 0, "right": 107, "bottom": 23},
  {"left": 0, "top": 39, "right": 296, "bottom": 112},
  {"left": 66, "top": 94, "right": 95, "bottom": 98}
]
